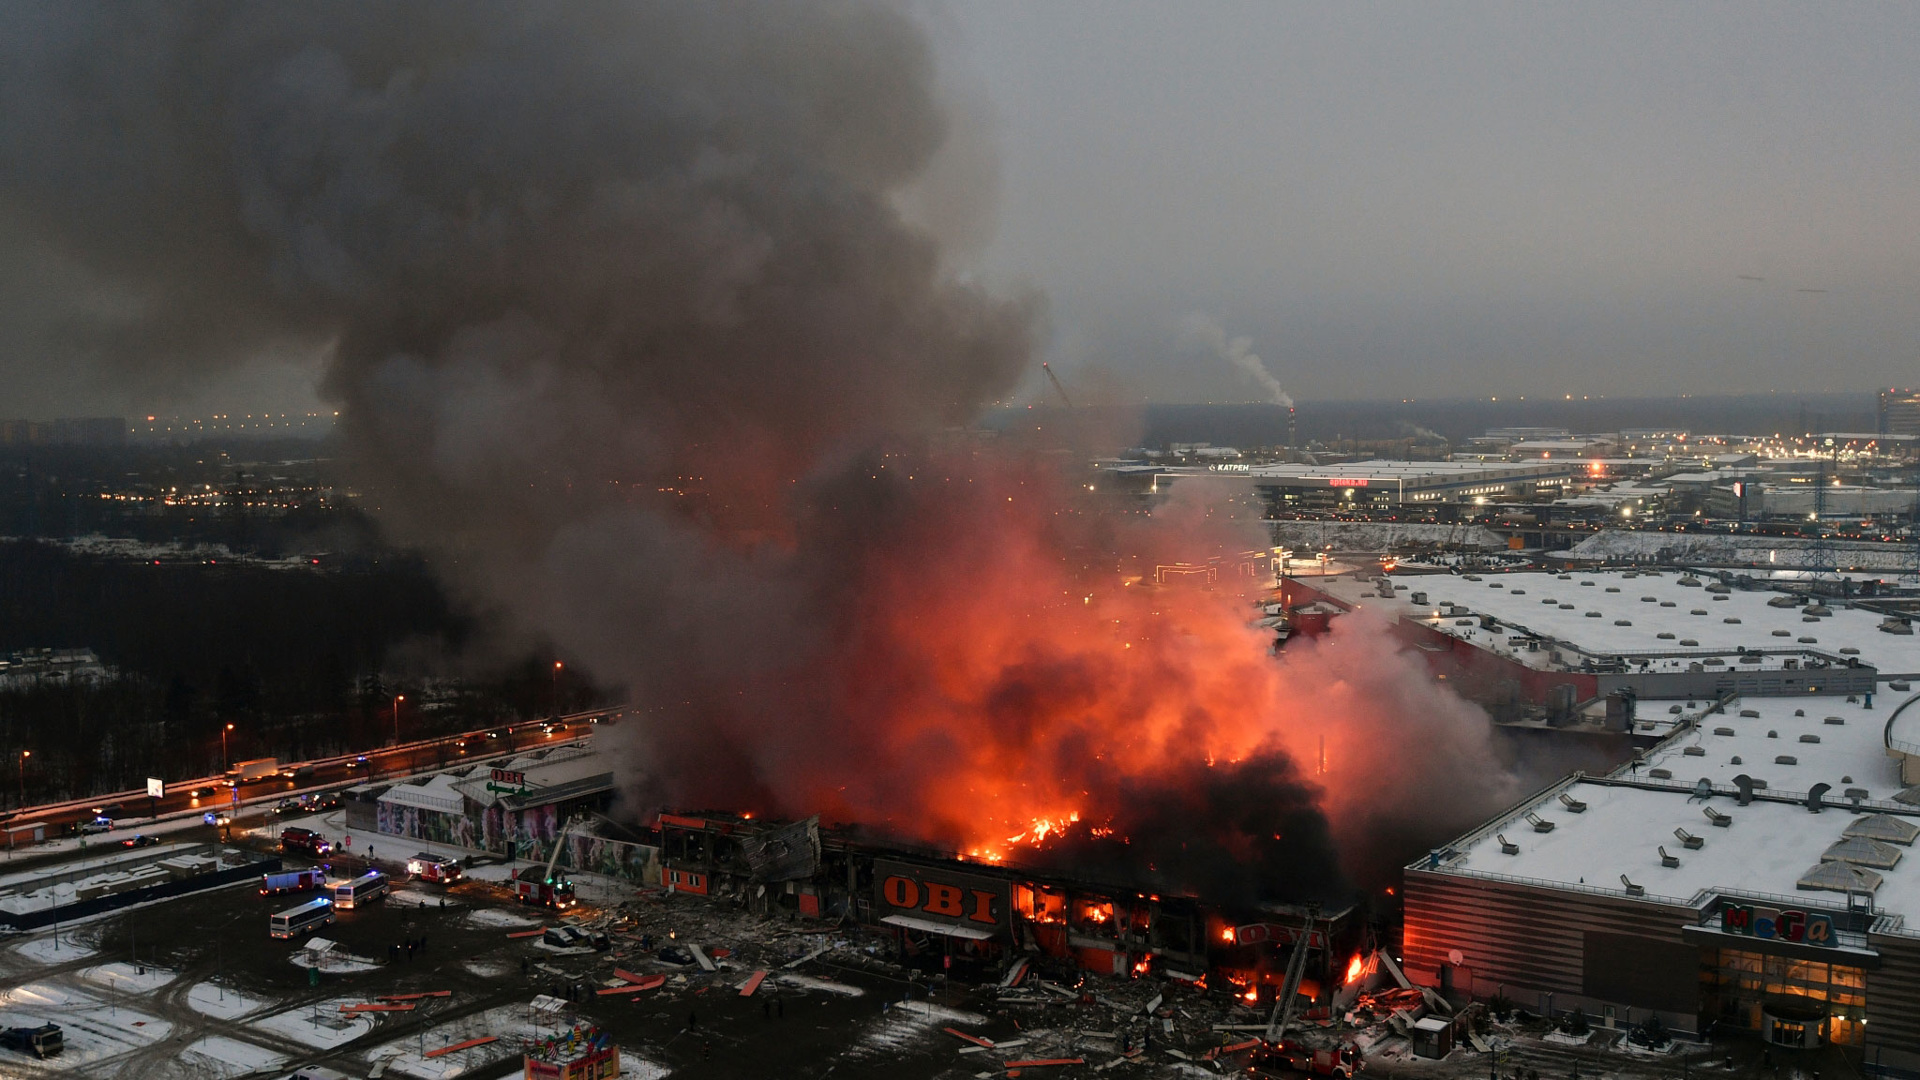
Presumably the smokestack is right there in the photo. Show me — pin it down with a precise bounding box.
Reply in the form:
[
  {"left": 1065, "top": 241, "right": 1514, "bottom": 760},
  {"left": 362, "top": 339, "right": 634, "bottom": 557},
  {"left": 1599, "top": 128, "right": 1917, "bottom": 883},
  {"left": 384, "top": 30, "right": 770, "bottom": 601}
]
[{"left": 1289, "top": 405, "right": 1298, "bottom": 449}]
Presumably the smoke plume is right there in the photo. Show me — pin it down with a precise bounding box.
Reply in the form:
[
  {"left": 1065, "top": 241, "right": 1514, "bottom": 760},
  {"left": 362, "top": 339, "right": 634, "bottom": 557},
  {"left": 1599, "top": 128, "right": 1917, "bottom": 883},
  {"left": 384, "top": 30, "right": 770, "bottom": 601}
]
[
  {"left": 1182, "top": 312, "right": 1293, "bottom": 408},
  {"left": 1, "top": 2, "right": 1512, "bottom": 899}
]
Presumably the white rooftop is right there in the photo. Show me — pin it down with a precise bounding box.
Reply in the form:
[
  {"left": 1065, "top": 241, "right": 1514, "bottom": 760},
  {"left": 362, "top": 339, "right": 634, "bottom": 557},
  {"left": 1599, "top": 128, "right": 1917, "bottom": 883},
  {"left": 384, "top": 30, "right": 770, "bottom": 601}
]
[
  {"left": 1326, "top": 568, "right": 1920, "bottom": 675},
  {"left": 1435, "top": 694, "right": 1920, "bottom": 921}
]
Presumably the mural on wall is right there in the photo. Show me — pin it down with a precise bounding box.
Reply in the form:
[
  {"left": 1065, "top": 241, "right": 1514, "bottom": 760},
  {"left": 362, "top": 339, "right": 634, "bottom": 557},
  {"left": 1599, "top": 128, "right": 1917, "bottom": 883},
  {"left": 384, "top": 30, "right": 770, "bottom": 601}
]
[
  {"left": 376, "top": 801, "right": 479, "bottom": 849},
  {"left": 371, "top": 792, "right": 656, "bottom": 885}
]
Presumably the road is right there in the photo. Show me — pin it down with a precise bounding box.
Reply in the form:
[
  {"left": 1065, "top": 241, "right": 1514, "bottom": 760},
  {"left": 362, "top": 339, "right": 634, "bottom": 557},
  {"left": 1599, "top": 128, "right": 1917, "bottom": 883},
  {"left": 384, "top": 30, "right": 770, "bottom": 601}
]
[{"left": 3, "top": 707, "right": 627, "bottom": 839}]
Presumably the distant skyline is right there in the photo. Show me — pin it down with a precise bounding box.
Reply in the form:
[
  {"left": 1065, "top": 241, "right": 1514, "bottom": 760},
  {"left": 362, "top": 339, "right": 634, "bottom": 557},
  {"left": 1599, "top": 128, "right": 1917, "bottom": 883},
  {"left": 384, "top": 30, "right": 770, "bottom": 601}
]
[{"left": 8, "top": 3, "right": 1920, "bottom": 415}]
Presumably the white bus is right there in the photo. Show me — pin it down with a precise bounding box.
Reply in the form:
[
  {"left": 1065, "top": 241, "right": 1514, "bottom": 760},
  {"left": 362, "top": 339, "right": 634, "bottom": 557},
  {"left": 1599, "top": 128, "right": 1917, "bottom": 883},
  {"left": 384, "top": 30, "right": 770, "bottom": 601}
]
[
  {"left": 332, "top": 870, "right": 390, "bottom": 909},
  {"left": 270, "top": 896, "right": 335, "bottom": 939}
]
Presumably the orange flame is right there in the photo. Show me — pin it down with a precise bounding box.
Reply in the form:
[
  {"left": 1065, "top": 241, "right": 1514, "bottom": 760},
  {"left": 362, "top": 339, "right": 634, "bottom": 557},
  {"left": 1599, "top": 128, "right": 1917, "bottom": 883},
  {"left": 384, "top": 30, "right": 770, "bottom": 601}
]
[{"left": 1345, "top": 953, "right": 1364, "bottom": 984}]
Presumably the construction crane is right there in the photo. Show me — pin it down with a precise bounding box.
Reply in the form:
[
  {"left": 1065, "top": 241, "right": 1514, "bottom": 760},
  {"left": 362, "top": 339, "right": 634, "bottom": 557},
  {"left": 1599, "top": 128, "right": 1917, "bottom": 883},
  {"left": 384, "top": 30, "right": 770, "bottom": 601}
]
[{"left": 1041, "top": 362, "right": 1073, "bottom": 408}]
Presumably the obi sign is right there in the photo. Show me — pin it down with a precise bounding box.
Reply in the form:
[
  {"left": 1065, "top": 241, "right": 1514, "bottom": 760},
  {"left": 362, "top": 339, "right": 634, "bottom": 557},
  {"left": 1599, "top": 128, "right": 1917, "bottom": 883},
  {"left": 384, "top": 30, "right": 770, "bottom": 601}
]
[
  {"left": 873, "top": 858, "right": 1010, "bottom": 934},
  {"left": 1723, "top": 902, "right": 1837, "bottom": 948}
]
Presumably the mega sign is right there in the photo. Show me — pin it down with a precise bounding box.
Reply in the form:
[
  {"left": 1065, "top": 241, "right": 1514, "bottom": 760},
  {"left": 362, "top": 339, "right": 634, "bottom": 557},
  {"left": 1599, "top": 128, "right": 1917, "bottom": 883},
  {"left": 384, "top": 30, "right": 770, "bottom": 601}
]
[
  {"left": 1722, "top": 902, "right": 1838, "bottom": 948},
  {"left": 873, "top": 859, "right": 1011, "bottom": 934}
]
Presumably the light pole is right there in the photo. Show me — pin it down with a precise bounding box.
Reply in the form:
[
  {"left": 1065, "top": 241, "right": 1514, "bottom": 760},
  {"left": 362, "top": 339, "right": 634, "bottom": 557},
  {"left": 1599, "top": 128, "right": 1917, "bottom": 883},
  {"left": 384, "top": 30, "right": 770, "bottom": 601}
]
[
  {"left": 16, "top": 751, "right": 26, "bottom": 808},
  {"left": 393, "top": 695, "right": 404, "bottom": 746},
  {"left": 551, "top": 661, "right": 562, "bottom": 717},
  {"left": 221, "top": 723, "right": 234, "bottom": 771}
]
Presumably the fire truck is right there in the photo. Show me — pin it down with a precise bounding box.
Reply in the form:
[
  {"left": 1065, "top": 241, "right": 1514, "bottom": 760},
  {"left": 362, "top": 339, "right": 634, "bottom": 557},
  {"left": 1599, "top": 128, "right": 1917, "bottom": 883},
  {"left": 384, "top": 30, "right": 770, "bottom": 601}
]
[
  {"left": 407, "top": 853, "right": 464, "bottom": 885},
  {"left": 1252, "top": 1040, "right": 1362, "bottom": 1079},
  {"left": 512, "top": 867, "right": 576, "bottom": 909}
]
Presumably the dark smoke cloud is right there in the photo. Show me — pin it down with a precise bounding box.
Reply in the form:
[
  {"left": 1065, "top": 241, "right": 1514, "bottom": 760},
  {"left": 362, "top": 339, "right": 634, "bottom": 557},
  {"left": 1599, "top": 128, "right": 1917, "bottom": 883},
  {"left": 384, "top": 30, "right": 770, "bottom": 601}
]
[{"left": 1, "top": 1, "right": 1515, "bottom": 901}]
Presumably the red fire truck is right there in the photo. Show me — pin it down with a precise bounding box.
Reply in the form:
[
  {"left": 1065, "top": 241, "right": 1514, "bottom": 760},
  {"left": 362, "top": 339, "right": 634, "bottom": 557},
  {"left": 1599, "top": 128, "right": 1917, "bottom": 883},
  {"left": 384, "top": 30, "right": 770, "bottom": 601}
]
[
  {"left": 407, "top": 853, "right": 464, "bottom": 886},
  {"left": 1252, "top": 1040, "right": 1362, "bottom": 1079},
  {"left": 512, "top": 867, "right": 577, "bottom": 910}
]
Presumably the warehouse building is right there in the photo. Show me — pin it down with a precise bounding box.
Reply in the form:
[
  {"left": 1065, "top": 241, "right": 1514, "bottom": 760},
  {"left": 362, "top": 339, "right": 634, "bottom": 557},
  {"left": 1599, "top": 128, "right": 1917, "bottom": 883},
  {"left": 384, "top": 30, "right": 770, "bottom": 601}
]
[{"left": 1403, "top": 690, "right": 1920, "bottom": 1063}]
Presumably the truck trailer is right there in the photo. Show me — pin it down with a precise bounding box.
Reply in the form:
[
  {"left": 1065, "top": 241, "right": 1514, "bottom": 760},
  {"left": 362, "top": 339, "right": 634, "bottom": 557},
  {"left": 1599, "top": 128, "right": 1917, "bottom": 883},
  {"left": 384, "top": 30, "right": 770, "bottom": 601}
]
[{"left": 228, "top": 758, "right": 280, "bottom": 784}]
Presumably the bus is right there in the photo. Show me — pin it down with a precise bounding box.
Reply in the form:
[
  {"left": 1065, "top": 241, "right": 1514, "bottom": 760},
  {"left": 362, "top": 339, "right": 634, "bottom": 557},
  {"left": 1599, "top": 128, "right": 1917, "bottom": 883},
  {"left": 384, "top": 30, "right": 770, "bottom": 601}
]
[
  {"left": 270, "top": 896, "right": 335, "bottom": 939},
  {"left": 332, "top": 870, "right": 389, "bottom": 909}
]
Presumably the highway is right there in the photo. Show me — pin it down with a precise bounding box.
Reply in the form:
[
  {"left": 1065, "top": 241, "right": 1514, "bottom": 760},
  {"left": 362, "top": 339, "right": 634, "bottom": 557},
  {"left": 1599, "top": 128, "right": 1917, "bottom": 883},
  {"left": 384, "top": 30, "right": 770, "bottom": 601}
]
[{"left": 1, "top": 706, "right": 627, "bottom": 837}]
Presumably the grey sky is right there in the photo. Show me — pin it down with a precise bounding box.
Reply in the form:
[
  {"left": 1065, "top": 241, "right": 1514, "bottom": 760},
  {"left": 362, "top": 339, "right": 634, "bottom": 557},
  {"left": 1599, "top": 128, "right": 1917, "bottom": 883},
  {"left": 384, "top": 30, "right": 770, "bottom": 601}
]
[
  {"left": 941, "top": 2, "right": 1920, "bottom": 403},
  {"left": 7, "top": 3, "right": 1920, "bottom": 416}
]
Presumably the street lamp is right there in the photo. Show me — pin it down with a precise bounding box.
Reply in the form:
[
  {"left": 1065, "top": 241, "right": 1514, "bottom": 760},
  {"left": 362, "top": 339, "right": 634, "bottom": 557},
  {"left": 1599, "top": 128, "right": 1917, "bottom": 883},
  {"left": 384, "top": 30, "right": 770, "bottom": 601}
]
[
  {"left": 551, "top": 661, "right": 563, "bottom": 717},
  {"left": 17, "top": 751, "right": 27, "bottom": 808},
  {"left": 393, "top": 695, "right": 404, "bottom": 746},
  {"left": 221, "top": 724, "right": 233, "bottom": 771}
]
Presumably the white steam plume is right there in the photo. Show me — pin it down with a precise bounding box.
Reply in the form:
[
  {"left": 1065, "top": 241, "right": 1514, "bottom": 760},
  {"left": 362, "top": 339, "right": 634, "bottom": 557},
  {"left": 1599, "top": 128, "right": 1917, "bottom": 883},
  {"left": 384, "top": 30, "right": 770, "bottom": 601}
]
[{"left": 1182, "top": 312, "right": 1292, "bottom": 408}]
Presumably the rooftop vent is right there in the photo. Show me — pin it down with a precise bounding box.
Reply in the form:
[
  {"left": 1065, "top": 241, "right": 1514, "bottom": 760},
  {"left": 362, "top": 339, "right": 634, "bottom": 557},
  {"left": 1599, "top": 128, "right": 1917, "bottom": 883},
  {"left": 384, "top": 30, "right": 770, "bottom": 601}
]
[
  {"left": 1649, "top": 768, "right": 1673, "bottom": 779},
  {"left": 1497, "top": 833, "right": 1519, "bottom": 855},
  {"left": 1621, "top": 875, "right": 1645, "bottom": 897},
  {"left": 1658, "top": 632, "right": 1677, "bottom": 640},
  {"left": 1825, "top": 716, "right": 1845, "bottom": 725},
  {"left": 1615, "top": 620, "right": 1633, "bottom": 626},
  {"left": 1681, "top": 639, "right": 1699, "bottom": 646},
  {"left": 1558, "top": 793, "right": 1587, "bottom": 813},
  {"left": 1661, "top": 601, "right": 1677, "bottom": 608},
  {"left": 1714, "top": 727, "right": 1736, "bottom": 736},
  {"left": 1704, "top": 807, "right": 1733, "bottom": 827},
  {"left": 1659, "top": 846, "right": 1680, "bottom": 868},
  {"left": 1675, "top": 827, "right": 1703, "bottom": 850},
  {"left": 1775, "top": 755, "right": 1798, "bottom": 765},
  {"left": 1799, "top": 734, "right": 1821, "bottom": 744},
  {"left": 1526, "top": 812, "right": 1555, "bottom": 833},
  {"left": 1683, "top": 747, "right": 1706, "bottom": 757}
]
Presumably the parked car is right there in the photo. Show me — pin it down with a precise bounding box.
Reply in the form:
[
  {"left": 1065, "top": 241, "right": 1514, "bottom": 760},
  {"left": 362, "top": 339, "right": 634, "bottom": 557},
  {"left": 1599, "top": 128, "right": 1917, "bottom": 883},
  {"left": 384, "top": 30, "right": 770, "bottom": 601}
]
[
  {"left": 275, "top": 798, "right": 304, "bottom": 816},
  {"left": 118, "top": 834, "right": 160, "bottom": 848},
  {"left": 77, "top": 816, "right": 114, "bottom": 835}
]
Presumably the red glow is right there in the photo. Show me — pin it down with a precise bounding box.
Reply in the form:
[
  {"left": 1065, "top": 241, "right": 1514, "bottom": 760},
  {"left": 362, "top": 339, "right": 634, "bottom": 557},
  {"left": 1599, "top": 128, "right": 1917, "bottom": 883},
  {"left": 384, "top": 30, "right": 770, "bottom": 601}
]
[{"left": 625, "top": 453, "right": 1509, "bottom": 888}]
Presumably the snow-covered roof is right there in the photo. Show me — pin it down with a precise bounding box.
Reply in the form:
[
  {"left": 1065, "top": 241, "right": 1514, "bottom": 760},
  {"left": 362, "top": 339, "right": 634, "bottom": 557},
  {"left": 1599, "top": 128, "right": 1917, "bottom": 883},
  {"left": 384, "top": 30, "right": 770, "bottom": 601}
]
[
  {"left": 1638, "top": 694, "right": 1896, "bottom": 801},
  {"left": 1325, "top": 568, "right": 1920, "bottom": 676},
  {"left": 453, "top": 745, "right": 609, "bottom": 808},
  {"left": 1425, "top": 692, "right": 1920, "bottom": 923},
  {"left": 376, "top": 771, "right": 468, "bottom": 814}
]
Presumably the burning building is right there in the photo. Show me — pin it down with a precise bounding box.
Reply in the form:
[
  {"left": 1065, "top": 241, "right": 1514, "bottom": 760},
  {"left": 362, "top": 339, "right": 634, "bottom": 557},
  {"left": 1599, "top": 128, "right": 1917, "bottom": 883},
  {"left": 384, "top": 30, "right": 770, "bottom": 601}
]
[{"left": 655, "top": 811, "right": 1364, "bottom": 1004}]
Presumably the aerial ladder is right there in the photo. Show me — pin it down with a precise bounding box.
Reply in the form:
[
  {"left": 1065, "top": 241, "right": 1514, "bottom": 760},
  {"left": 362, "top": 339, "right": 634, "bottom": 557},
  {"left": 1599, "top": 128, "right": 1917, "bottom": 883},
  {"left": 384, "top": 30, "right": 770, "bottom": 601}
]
[
  {"left": 1263, "top": 909, "right": 1319, "bottom": 1043},
  {"left": 1041, "top": 362, "right": 1073, "bottom": 408}
]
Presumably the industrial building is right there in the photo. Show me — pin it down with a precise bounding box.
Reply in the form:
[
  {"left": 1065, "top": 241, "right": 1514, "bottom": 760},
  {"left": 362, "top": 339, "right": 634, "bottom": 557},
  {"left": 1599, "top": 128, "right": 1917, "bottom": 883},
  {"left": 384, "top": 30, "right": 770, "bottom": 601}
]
[
  {"left": 654, "top": 812, "right": 1364, "bottom": 997},
  {"left": 1305, "top": 568, "right": 1911, "bottom": 709},
  {"left": 1882, "top": 390, "right": 1920, "bottom": 436},
  {"left": 1119, "top": 459, "right": 1579, "bottom": 509},
  {"left": 1403, "top": 690, "right": 1920, "bottom": 1063}
]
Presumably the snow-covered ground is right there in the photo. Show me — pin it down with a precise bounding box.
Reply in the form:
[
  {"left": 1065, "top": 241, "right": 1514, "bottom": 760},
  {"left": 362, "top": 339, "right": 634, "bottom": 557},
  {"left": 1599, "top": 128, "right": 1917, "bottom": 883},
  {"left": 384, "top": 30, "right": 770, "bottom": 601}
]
[
  {"left": 80, "top": 961, "right": 178, "bottom": 994},
  {"left": 0, "top": 980, "right": 173, "bottom": 1070},
  {"left": 360, "top": 1002, "right": 549, "bottom": 1079},
  {"left": 187, "top": 981, "right": 269, "bottom": 1021},
  {"left": 11, "top": 929, "right": 95, "bottom": 963},
  {"left": 1270, "top": 521, "right": 1510, "bottom": 552},
  {"left": 249, "top": 997, "right": 377, "bottom": 1049},
  {"left": 466, "top": 907, "right": 541, "bottom": 930},
  {"left": 1561, "top": 529, "right": 1919, "bottom": 570},
  {"left": 178, "top": 1034, "right": 289, "bottom": 1078}
]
